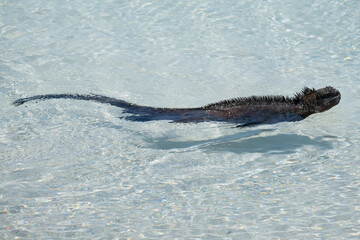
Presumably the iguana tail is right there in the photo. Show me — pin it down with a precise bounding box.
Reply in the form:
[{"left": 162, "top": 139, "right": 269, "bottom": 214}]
[
  {"left": 12, "top": 93, "right": 207, "bottom": 122},
  {"left": 13, "top": 93, "right": 153, "bottom": 113}
]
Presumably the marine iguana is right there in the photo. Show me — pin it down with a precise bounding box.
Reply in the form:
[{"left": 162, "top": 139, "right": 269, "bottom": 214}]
[{"left": 13, "top": 86, "right": 340, "bottom": 127}]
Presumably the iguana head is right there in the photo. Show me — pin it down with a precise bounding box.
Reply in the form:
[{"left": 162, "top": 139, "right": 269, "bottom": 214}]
[{"left": 300, "top": 86, "right": 341, "bottom": 116}]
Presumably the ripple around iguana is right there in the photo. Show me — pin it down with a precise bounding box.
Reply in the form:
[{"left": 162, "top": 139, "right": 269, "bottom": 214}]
[{"left": 13, "top": 86, "right": 340, "bottom": 128}]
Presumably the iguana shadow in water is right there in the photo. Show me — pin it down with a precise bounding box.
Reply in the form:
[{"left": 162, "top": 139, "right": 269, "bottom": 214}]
[{"left": 13, "top": 86, "right": 341, "bottom": 128}]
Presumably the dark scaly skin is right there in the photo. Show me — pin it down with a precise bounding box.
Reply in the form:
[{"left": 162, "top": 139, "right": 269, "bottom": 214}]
[{"left": 13, "top": 86, "right": 341, "bottom": 127}]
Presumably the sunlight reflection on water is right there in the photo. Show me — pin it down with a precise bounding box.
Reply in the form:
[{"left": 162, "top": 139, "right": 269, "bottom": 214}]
[{"left": 1, "top": 0, "right": 359, "bottom": 239}]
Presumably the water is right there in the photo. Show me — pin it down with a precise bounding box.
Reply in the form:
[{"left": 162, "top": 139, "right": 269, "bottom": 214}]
[{"left": 1, "top": 0, "right": 359, "bottom": 239}]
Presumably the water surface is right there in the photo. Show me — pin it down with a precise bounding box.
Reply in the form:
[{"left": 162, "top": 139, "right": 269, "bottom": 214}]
[{"left": 1, "top": 0, "right": 360, "bottom": 239}]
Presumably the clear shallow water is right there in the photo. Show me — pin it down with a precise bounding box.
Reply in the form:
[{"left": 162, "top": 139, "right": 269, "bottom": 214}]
[{"left": 1, "top": 0, "right": 359, "bottom": 239}]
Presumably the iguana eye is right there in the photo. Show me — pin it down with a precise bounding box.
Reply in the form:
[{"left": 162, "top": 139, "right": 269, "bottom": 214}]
[{"left": 319, "top": 93, "right": 335, "bottom": 99}]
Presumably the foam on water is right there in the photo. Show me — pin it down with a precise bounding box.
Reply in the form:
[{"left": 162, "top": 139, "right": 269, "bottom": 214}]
[{"left": 1, "top": 0, "right": 360, "bottom": 239}]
